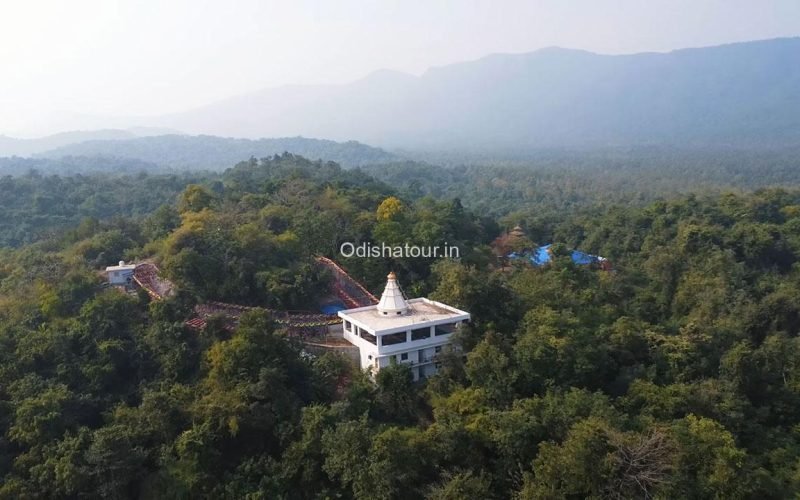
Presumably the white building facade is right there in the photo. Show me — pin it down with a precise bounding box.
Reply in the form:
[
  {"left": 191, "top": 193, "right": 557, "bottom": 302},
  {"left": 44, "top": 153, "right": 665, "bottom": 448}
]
[
  {"left": 338, "top": 272, "right": 470, "bottom": 381},
  {"left": 105, "top": 261, "right": 136, "bottom": 286}
]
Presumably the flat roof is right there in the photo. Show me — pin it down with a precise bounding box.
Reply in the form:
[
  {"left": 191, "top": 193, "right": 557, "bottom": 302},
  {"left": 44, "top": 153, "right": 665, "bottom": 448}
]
[
  {"left": 338, "top": 297, "right": 469, "bottom": 333},
  {"left": 105, "top": 265, "right": 136, "bottom": 271}
]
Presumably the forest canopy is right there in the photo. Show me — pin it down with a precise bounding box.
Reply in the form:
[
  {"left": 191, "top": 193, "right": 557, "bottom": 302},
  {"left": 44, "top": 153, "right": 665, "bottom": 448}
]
[{"left": 1, "top": 153, "right": 800, "bottom": 498}]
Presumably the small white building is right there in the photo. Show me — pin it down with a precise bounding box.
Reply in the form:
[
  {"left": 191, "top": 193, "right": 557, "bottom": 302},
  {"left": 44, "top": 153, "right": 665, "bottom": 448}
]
[
  {"left": 338, "top": 272, "right": 470, "bottom": 381},
  {"left": 105, "top": 261, "right": 136, "bottom": 286}
]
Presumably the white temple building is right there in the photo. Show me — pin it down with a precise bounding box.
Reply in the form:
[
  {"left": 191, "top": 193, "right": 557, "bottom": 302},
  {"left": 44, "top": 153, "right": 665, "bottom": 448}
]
[{"left": 338, "top": 272, "right": 470, "bottom": 381}]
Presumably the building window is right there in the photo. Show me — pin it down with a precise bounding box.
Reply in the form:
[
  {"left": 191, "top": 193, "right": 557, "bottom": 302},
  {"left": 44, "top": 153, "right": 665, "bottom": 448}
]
[
  {"left": 435, "top": 323, "right": 457, "bottom": 336},
  {"left": 344, "top": 320, "right": 352, "bottom": 332},
  {"left": 411, "top": 327, "right": 431, "bottom": 341},
  {"left": 381, "top": 331, "right": 407, "bottom": 346},
  {"left": 400, "top": 352, "right": 408, "bottom": 361},
  {"left": 361, "top": 331, "right": 377, "bottom": 345}
]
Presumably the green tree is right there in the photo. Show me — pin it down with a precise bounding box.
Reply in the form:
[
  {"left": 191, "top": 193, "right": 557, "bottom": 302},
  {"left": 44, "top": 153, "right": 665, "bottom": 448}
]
[{"left": 178, "top": 184, "right": 216, "bottom": 213}]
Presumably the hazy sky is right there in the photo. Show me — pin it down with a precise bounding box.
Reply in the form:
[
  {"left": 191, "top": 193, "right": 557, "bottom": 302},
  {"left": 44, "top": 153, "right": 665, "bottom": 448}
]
[{"left": 2, "top": 0, "right": 799, "bottom": 136}]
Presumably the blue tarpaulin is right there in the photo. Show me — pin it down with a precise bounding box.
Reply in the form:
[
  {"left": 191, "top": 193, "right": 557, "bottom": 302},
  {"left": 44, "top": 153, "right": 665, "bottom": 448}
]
[
  {"left": 320, "top": 302, "right": 346, "bottom": 314},
  {"left": 532, "top": 244, "right": 552, "bottom": 265},
  {"left": 508, "top": 244, "right": 604, "bottom": 267},
  {"left": 570, "top": 249, "right": 596, "bottom": 265}
]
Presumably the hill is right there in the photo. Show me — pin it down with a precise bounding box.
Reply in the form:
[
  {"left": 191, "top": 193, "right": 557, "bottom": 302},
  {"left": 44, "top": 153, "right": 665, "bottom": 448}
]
[
  {"left": 0, "top": 129, "right": 139, "bottom": 157},
  {"left": 154, "top": 38, "right": 800, "bottom": 151},
  {"left": 39, "top": 134, "right": 401, "bottom": 170}
]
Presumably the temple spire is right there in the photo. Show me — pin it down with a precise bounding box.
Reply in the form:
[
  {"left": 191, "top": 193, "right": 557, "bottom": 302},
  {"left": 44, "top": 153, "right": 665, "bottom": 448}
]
[{"left": 376, "top": 271, "right": 409, "bottom": 316}]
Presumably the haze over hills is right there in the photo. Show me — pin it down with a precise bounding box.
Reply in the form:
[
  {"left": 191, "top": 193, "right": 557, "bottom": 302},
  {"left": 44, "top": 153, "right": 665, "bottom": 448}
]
[
  {"left": 151, "top": 38, "right": 800, "bottom": 151},
  {"left": 3, "top": 37, "right": 799, "bottom": 164},
  {"left": 0, "top": 130, "right": 138, "bottom": 157},
  {"left": 0, "top": 128, "right": 176, "bottom": 157}
]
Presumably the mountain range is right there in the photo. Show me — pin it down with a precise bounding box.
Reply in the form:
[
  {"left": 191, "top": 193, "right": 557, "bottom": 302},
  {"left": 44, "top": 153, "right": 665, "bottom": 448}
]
[
  {"left": 153, "top": 37, "right": 800, "bottom": 150},
  {"left": 2, "top": 37, "right": 799, "bottom": 163}
]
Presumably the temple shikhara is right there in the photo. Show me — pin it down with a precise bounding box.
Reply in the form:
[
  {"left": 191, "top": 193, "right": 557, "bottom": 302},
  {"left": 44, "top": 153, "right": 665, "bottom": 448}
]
[{"left": 338, "top": 272, "right": 470, "bottom": 381}]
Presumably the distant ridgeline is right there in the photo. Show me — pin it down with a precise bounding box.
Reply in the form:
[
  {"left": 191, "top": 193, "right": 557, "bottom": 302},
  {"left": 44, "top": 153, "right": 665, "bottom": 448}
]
[{"left": 35, "top": 135, "right": 401, "bottom": 171}]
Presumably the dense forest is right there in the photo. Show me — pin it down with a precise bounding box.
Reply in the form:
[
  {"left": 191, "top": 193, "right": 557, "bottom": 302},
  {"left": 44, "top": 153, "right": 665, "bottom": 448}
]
[
  {"left": 364, "top": 146, "right": 800, "bottom": 215},
  {"left": 1, "top": 153, "right": 800, "bottom": 498},
  {"left": 0, "top": 171, "right": 209, "bottom": 247},
  {"left": 0, "top": 156, "right": 164, "bottom": 177}
]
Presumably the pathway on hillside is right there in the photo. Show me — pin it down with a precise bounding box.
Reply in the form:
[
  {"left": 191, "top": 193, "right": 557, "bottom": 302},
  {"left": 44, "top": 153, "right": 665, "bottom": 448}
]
[{"left": 131, "top": 257, "right": 378, "bottom": 332}]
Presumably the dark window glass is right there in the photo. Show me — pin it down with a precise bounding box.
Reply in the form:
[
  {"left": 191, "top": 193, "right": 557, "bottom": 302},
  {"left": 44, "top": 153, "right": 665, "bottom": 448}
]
[
  {"left": 435, "top": 323, "right": 457, "bottom": 336},
  {"left": 381, "top": 331, "right": 407, "bottom": 346},
  {"left": 411, "top": 327, "right": 430, "bottom": 341}
]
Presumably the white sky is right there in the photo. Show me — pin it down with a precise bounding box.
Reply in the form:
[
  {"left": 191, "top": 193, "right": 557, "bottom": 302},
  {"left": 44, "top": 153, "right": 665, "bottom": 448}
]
[{"left": 1, "top": 0, "right": 799, "bottom": 136}]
